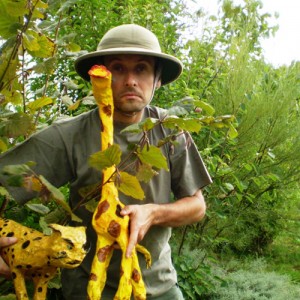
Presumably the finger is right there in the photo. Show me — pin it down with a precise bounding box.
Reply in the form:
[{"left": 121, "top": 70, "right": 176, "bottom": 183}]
[
  {"left": 126, "top": 223, "right": 139, "bottom": 258},
  {"left": 0, "top": 237, "right": 17, "bottom": 248},
  {"left": 120, "top": 206, "right": 131, "bottom": 216},
  {"left": 0, "top": 256, "right": 11, "bottom": 278}
]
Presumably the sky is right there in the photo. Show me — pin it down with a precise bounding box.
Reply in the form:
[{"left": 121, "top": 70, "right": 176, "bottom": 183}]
[{"left": 188, "top": 0, "right": 300, "bottom": 67}]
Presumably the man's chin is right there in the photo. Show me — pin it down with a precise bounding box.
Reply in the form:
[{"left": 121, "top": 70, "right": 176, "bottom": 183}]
[{"left": 116, "top": 105, "right": 145, "bottom": 115}]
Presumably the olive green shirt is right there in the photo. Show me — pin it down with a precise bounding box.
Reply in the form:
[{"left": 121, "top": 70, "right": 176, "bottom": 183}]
[{"left": 0, "top": 106, "right": 212, "bottom": 298}]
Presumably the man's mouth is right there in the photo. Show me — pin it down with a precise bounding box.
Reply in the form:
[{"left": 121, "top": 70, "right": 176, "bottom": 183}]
[{"left": 120, "top": 90, "right": 141, "bottom": 99}]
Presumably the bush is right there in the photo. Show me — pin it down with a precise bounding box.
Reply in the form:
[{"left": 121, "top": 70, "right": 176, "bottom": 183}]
[{"left": 209, "top": 259, "right": 300, "bottom": 300}]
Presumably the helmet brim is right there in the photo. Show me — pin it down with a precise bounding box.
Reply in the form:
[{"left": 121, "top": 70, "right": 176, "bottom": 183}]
[{"left": 74, "top": 48, "right": 183, "bottom": 86}]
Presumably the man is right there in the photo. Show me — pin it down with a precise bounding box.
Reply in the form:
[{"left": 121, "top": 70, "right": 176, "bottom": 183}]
[{"left": 0, "top": 24, "right": 212, "bottom": 299}]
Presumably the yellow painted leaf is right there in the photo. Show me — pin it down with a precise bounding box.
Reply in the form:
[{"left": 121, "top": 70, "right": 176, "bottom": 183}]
[
  {"left": 117, "top": 171, "right": 144, "bottom": 200},
  {"left": 27, "top": 97, "right": 53, "bottom": 112}
]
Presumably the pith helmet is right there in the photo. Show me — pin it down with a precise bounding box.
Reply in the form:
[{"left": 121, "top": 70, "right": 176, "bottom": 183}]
[{"left": 74, "top": 24, "right": 183, "bottom": 85}]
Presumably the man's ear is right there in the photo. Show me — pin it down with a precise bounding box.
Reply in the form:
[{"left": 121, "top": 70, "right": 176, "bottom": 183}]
[{"left": 155, "top": 80, "right": 161, "bottom": 89}]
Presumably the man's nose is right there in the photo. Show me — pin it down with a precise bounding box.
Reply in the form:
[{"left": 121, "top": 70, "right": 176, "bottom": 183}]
[{"left": 125, "top": 72, "right": 137, "bottom": 87}]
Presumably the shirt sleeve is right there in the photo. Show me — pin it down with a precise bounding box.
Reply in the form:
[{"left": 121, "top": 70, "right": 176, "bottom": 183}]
[
  {"left": 0, "top": 125, "right": 73, "bottom": 203},
  {"left": 170, "top": 131, "right": 212, "bottom": 199}
]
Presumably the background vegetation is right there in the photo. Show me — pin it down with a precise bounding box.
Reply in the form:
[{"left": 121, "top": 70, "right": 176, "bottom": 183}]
[{"left": 0, "top": 0, "right": 299, "bottom": 299}]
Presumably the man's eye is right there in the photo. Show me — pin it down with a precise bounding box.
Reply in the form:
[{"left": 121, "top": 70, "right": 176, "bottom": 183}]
[
  {"left": 136, "top": 65, "right": 147, "bottom": 73},
  {"left": 111, "top": 65, "right": 123, "bottom": 72}
]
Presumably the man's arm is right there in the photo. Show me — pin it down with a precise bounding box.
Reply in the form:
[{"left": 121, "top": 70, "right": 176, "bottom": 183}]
[{"left": 120, "top": 189, "right": 206, "bottom": 257}]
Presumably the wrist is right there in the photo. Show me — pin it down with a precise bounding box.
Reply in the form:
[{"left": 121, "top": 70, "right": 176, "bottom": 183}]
[{"left": 145, "top": 203, "right": 161, "bottom": 226}]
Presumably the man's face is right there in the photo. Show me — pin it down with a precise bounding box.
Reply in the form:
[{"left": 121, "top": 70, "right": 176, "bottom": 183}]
[{"left": 104, "top": 54, "right": 159, "bottom": 120}]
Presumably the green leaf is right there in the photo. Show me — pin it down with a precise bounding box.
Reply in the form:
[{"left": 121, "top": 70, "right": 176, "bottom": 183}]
[
  {"left": 1, "top": 88, "right": 23, "bottom": 105},
  {"left": 0, "top": 137, "right": 8, "bottom": 152},
  {"left": 67, "top": 42, "right": 81, "bottom": 52},
  {"left": 0, "top": 1, "right": 23, "bottom": 38},
  {"left": 84, "top": 198, "right": 99, "bottom": 213},
  {"left": 64, "top": 79, "right": 81, "bottom": 90},
  {"left": 27, "top": 97, "right": 53, "bottom": 112},
  {"left": 137, "top": 145, "right": 168, "bottom": 171},
  {"left": 136, "top": 163, "right": 158, "bottom": 183},
  {"left": 32, "top": 0, "right": 48, "bottom": 19},
  {"left": 39, "top": 217, "right": 53, "bottom": 235},
  {"left": 199, "top": 116, "right": 215, "bottom": 124},
  {"left": 39, "top": 175, "right": 81, "bottom": 222},
  {"left": 26, "top": 31, "right": 55, "bottom": 58},
  {"left": 193, "top": 100, "right": 215, "bottom": 115},
  {"left": 22, "top": 31, "right": 40, "bottom": 52},
  {"left": 121, "top": 118, "right": 159, "bottom": 134},
  {"left": 167, "top": 106, "right": 189, "bottom": 116},
  {"left": 117, "top": 171, "right": 144, "bottom": 200},
  {"left": 181, "top": 118, "right": 202, "bottom": 132},
  {"left": 6, "top": 0, "right": 27, "bottom": 17},
  {"left": 141, "top": 117, "right": 160, "bottom": 131},
  {"left": 26, "top": 203, "right": 50, "bottom": 215},
  {"left": 163, "top": 116, "right": 202, "bottom": 133},
  {"left": 228, "top": 123, "right": 238, "bottom": 139},
  {"left": 224, "top": 182, "right": 235, "bottom": 191},
  {"left": 0, "top": 294, "right": 17, "bottom": 300},
  {"left": 32, "top": 57, "right": 57, "bottom": 74},
  {"left": 0, "top": 46, "right": 20, "bottom": 97},
  {"left": 89, "top": 144, "right": 122, "bottom": 171},
  {"left": 2, "top": 162, "right": 34, "bottom": 176},
  {"left": 120, "top": 122, "right": 141, "bottom": 134},
  {"left": 67, "top": 99, "right": 81, "bottom": 111},
  {"left": 0, "top": 186, "right": 9, "bottom": 197},
  {"left": 41, "top": 208, "right": 66, "bottom": 226},
  {"left": 0, "top": 112, "right": 34, "bottom": 137}
]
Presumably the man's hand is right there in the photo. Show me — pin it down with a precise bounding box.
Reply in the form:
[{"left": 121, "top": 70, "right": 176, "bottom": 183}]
[
  {"left": 120, "top": 204, "right": 155, "bottom": 258},
  {"left": 0, "top": 237, "right": 17, "bottom": 278},
  {"left": 120, "top": 189, "right": 206, "bottom": 258}
]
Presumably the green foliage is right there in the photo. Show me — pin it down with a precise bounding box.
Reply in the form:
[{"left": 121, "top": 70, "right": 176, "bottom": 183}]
[
  {"left": 209, "top": 259, "right": 300, "bottom": 300},
  {"left": 172, "top": 246, "right": 225, "bottom": 299},
  {"left": 1, "top": 163, "right": 80, "bottom": 223},
  {"left": 179, "top": 0, "right": 300, "bottom": 257}
]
